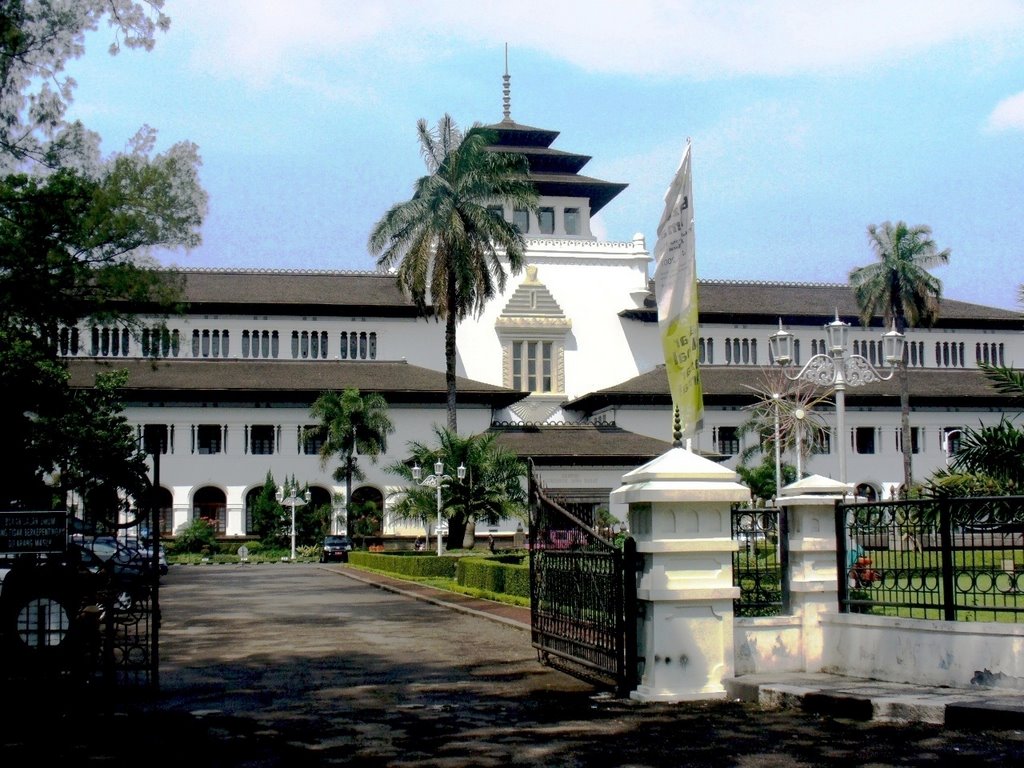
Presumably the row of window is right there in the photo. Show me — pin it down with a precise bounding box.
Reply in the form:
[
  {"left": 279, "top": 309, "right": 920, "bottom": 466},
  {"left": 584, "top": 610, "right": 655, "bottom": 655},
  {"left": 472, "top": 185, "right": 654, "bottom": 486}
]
[
  {"left": 489, "top": 205, "right": 582, "bottom": 236},
  {"left": 713, "top": 425, "right": 964, "bottom": 457},
  {"left": 61, "top": 326, "right": 380, "bottom": 361},
  {"left": 64, "top": 325, "right": 1011, "bottom": 372},
  {"left": 141, "top": 424, "right": 330, "bottom": 456},
  {"left": 698, "top": 335, "right": 995, "bottom": 369}
]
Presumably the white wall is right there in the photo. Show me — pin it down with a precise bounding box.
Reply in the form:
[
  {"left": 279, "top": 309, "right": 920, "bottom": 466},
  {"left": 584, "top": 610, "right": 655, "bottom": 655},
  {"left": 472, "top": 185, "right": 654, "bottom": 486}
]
[
  {"left": 456, "top": 235, "right": 652, "bottom": 400},
  {"left": 820, "top": 613, "right": 1024, "bottom": 690}
]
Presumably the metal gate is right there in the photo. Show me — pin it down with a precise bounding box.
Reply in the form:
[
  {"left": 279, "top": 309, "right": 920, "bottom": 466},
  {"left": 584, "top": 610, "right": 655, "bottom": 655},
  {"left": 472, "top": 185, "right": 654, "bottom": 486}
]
[
  {"left": 0, "top": 501, "right": 160, "bottom": 693},
  {"left": 528, "top": 462, "right": 638, "bottom": 695}
]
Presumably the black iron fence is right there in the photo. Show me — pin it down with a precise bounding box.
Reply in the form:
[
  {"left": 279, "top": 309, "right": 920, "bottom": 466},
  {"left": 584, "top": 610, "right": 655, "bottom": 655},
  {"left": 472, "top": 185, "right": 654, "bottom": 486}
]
[
  {"left": 837, "top": 496, "right": 1024, "bottom": 622},
  {"left": 731, "top": 505, "right": 789, "bottom": 616}
]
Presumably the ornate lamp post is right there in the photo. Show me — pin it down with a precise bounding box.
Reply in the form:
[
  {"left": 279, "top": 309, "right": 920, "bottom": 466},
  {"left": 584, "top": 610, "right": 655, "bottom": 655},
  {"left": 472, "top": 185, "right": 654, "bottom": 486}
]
[
  {"left": 276, "top": 484, "right": 310, "bottom": 561},
  {"left": 769, "top": 313, "right": 905, "bottom": 484},
  {"left": 412, "top": 460, "right": 466, "bottom": 556}
]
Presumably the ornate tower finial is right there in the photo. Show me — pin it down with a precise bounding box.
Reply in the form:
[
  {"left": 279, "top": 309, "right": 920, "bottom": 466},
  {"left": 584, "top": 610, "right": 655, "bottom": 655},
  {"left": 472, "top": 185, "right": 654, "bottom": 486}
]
[{"left": 502, "top": 43, "right": 511, "bottom": 122}]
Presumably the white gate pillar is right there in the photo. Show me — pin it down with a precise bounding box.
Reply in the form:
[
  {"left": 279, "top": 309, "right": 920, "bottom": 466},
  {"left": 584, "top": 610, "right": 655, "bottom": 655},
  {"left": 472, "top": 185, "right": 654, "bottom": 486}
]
[
  {"left": 776, "top": 474, "right": 851, "bottom": 672},
  {"left": 611, "top": 447, "right": 750, "bottom": 702}
]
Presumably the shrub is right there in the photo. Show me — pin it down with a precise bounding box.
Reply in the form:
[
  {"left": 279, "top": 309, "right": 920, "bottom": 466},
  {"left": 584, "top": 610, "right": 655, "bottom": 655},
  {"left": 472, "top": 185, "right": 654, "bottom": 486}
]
[
  {"left": 171, "top": 518, "right": 218, "bottom": 554},
  {"left": 348, "top": 551, "right": 457, "bottom": 579},
  {"left": 456, "top": 557, "right": 530, "bottom": 598}
]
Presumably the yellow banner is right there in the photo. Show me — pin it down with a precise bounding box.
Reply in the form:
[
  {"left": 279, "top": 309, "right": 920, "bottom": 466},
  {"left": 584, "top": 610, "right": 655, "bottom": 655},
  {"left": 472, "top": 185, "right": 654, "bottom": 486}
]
[{"left": 653, "top": 141, "right": 703, "bottom": 437}]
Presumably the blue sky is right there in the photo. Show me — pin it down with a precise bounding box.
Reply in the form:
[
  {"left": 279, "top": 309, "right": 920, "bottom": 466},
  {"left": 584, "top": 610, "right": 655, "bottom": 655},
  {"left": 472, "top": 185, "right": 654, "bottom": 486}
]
[{"left": 65, "top": 0, "right": 1024, "bottom": 310}]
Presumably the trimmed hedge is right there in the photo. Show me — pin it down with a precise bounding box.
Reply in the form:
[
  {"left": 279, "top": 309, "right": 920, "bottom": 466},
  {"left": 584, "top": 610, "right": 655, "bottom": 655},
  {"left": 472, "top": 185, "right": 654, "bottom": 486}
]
[
  {"left": 348, "top": 551, "right": 458, "bottom": 579},
  {"left": 456, "top": 556, "right": 530, "bottom": 598}
]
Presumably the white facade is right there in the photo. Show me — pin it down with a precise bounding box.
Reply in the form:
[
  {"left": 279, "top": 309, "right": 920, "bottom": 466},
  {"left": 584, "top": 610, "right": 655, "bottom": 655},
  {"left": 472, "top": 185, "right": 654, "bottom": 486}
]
[{"left": 61, "top": 115, "right": 1023, "bottom": 539}]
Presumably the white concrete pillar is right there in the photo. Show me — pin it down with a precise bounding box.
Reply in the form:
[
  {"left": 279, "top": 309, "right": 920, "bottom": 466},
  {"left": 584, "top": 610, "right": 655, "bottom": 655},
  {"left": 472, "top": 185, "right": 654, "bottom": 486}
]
[
  {"left": 225, "top": 486, "right": 246, "bottom": 537},
  {"left": 171, "top": 486, "right": 191, "bottom": 534},
  {"left": 776, "top": 474, "right": 851, "bottom": 672},
  {"left": 611, "top": 447, "right": 750, "bottom": 702}
]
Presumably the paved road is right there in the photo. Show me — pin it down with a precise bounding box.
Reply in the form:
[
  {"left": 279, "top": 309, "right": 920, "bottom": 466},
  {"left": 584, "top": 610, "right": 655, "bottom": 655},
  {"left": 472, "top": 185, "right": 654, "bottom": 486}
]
[{"left": 7, "top": 564, "right": 1024, "bottom": 766}]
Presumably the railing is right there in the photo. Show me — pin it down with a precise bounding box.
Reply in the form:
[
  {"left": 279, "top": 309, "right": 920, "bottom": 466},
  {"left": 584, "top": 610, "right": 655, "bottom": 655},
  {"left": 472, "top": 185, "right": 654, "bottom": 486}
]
[
  {"left": 837, "top": 496, "right": 1024, "bottom": 622},
  {"left": 731, "top": 505, "right": 789, "bottom": 616}
]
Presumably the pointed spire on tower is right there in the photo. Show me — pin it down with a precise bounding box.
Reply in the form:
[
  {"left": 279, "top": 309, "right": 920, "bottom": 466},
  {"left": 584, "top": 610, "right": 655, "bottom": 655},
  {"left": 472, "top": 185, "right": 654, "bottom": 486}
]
[{"left": 502, "top": 43, "right": 512, "bottom": 122}]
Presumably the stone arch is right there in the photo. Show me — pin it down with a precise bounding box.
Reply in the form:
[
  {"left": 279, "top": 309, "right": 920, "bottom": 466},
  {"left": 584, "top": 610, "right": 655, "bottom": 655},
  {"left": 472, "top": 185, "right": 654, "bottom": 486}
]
[
  {"left": 855, "top": 482, "right": 879, "bottom": 502},
  {"left": 350, "top": 486, "right": 384, "bottom": 538},
  {"left": 300, "top": 485, "right": 336, "bottom": 541},
  {"left": 193, "top": 486, "right": 227, "bottom": 534}
]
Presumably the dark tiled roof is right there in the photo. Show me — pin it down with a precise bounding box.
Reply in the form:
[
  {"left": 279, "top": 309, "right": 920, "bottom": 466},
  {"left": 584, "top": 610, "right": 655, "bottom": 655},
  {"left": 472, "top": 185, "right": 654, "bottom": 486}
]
[
  {"left": 482, "top": 119, "right": 627, "bottom": 214},
  {"left": 67, "top": 358, "right": 526, "bottom": 407},
  {"left": 482, "top": 120, "right": 561, "bottom": 148},
  {"left": 136, "top": 270, "right": 423, "bottom": 318},
  {"left": 491, "top": 423, "right": 674, "bottom": 465},
  {"left": 621, "top": 280, "right": 1023, "bottom": 329},
  {"left": 565, "top": 365, "right": 1024, "bottom": 413},
  {"left": 487, "top": 145, "right": 590, "bottom": 175}
]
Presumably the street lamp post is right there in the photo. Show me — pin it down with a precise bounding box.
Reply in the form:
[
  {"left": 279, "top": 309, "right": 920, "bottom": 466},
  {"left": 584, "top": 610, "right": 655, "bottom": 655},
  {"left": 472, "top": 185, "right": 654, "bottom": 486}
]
[
  {"left": 276, "top": 484, "right": 310, "bottom": 561},
  {"left": 769, "top": 313, "right": 905, "bottom": 485},
  {"left": 412, "top": 460, "right": 466, "bottom": 556}
]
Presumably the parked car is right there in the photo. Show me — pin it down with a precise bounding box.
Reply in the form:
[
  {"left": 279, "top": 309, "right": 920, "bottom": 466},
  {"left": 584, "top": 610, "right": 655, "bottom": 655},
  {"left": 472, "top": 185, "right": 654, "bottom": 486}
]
[
  {"left": 320, "top": 535, "right": 353, "bottom": 563},
  {"left": 71, "top": 535, "right": 167, "bottom": 577}
]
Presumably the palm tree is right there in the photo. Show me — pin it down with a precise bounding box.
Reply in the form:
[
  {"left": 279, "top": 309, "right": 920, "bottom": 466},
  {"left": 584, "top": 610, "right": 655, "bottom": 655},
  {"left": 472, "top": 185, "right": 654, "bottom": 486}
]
[
  {"left": 387, "top": 426, "right": 527, "bottom": 551},
  {"left": 849, "top": 221, "right": 950, "bottom": 493},
  {"left": 368, "top": 115, "right": 538, "bottom": 431},
  {"left": 309, "top": 388, "right": 394, "bottom": 536}
]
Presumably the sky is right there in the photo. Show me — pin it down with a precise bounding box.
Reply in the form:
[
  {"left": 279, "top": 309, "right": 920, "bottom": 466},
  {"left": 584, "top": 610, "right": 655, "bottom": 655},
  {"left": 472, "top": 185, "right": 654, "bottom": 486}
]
[{"left": 63, "top": 0, "right": 1024, "bottom": 310}]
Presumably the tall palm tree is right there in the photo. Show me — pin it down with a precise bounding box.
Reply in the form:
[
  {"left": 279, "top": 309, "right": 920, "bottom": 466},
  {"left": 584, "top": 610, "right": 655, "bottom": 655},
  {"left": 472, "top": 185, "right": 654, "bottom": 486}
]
[
  {"left": 849, "top": 221, "right": 950, "bottom": 493},
  {"left": 310, "top": 388, "right": 394, "bottom": 536},
  {"left": 368, "top": 114, "right": 538, "bottom": 431}
]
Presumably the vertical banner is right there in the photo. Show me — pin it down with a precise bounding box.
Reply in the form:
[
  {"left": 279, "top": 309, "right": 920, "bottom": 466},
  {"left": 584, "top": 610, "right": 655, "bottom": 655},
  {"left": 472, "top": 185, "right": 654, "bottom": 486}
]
[{"left": 653, "top": 140, "right": 703, "bottom": 438}]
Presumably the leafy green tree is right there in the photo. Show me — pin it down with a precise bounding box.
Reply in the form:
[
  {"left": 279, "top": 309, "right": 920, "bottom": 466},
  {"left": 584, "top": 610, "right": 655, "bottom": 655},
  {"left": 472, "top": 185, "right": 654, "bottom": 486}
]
[
  {"left": 297, "top": 501, "right": 333, "bottom": 547},
  {"left": 736, "top": 455, "right": 796, "bottom": 504},
  {"left": 309, "top": 388, "right": 394, "bottom": 536},
  {"left": 0, "top": 0, "right": 171, "bottom": 168},
  {"left": 850, "top": 221, "right": 950, "bottom": 493},
  {"left": 369, "top": 115, "right": 538, "bottom": 431},
  {"left": 249, "top": 472, "right": 286, "bottom": 545},
  {"left": 0, "top": 2, "right": 206, "bottom": 511},
  {"left": 387, "top": 426, "right": 527, "bottom": 551},
  {"left": 347, "top": 499, "right": 382, "bottom": 549}
]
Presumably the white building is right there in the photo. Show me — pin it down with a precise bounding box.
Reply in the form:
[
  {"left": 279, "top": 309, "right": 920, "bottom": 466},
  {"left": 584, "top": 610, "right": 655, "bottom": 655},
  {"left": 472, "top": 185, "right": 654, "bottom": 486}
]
[{"left": 64, "top": 109, "right": 1023, "bottom": 542}]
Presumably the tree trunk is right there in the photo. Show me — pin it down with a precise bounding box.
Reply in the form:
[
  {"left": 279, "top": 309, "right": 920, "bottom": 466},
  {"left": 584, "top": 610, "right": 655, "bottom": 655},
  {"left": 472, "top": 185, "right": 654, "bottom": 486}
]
[
  {"left": 462, "top": 519, "right": 476, "bottom": 549},
  {"left": 445, "top": 280, "right": 458, "bottom": 432},
  {"left": 446, "top": 511, "right": 468, "bottom": 551},
  {"left": 900, "top": 362, "right": 912, "bottom": 495}
]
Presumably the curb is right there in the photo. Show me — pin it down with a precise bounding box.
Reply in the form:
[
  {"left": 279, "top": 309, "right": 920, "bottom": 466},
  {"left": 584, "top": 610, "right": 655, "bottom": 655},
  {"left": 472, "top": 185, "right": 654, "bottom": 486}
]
[{"left": 725, "top": 674, "right": 1024, "bottom": 727}]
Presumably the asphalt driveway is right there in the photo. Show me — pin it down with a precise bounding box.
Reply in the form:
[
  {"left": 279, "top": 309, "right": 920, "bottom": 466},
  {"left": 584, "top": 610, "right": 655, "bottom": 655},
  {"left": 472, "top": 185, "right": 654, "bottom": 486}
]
[{"left": 6, "top": 563, "right": 1023, "bottom": 766}]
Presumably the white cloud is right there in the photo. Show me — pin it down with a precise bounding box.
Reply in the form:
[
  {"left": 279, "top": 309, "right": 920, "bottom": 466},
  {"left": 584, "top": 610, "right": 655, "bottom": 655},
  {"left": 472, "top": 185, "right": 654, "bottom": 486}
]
[
  {"left": 452, "top": 0, "right": 1024, "bottom": 78},
  {"left": 171, "top": 0, "right": 1024, "bottom": 86},
  {"left": 986, "top": 90, "right": 1024, "bottom": 132}
]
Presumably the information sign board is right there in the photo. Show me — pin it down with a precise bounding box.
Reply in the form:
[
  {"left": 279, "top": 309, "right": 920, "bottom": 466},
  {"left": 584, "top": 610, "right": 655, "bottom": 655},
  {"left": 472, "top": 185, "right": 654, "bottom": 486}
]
[{"left": 0, "top": 510, "right": 68, "bottom": 555}]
